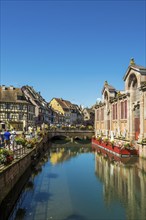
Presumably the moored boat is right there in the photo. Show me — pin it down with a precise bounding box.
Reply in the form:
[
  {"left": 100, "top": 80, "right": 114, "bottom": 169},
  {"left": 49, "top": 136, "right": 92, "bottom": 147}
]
[{"left": 92, "top": 138, "right": 139, "bottom": 158}]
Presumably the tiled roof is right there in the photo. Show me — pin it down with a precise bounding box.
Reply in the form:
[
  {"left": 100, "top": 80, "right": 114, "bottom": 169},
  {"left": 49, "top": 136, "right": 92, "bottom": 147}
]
[
  {"left": 22, "top": 85, "right": 48, "bottom": 109},
  {"left": 54, "top": 98, "right": 76, "bottom": 110},
  {"left": 0, "top": 86, "right": 29, "bottom": 104},
  {"left": 102, "top": 84, "right": 116, "bottom": 94},
  {"left": 54, "top": 98, "right": 68, "bottom": 109},
  {"left": 131, "top": 64, "right": 146, "bottom": 70}
]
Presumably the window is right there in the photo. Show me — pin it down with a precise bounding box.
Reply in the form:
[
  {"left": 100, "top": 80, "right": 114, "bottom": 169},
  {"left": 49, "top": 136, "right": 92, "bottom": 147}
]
[
  {"left": 121, "top": 102, "right": 124, "bottom": 119},
  {"left": 121, "top": 100, "right": 127, "bottom": 119},
  {"left": 19, "top": 114, "right": 23, "bottom": 120},
  {"left": 101, "top": 108, "right": 104, "bottom": 121},
  {"left": 125, "top": 100, "right": 127, "bottom": 119},
  {"left": 18, "top": 105, "right": 23, "bottom": 110},
  {"left": 17, "top": 95, "right": 25, "bottom": 100},
  {"left": 0, "top": 113, "right": 5, "bottom": 119},
  {"left": 7, "top": 104, "right": 11, "bottom": 109},
  {"left": 113, "top": 105, "right": 115, "bottom": 119},
  {"left": 11, "top": 114, "right": 18, "bottom": 120},
  {"left": 112, "top": 104, "right": 117, "bottom": 120},
  {"left": 23, "top": 105, "right": 27, "bottom": 111},
  {"left": 96, "top": 110, "right": 99, "bottom": 121},
  {"left": 7, "top": 113, "right": 10, "bottom": 119},
  {"left": 0, "top": 104, "right": 6, "bottom": 109}
]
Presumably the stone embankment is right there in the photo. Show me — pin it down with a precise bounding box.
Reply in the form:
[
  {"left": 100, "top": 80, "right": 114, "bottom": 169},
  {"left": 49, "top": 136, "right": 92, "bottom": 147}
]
[{"left": 0, "top": 133, "right": 49, "bottom": 206}]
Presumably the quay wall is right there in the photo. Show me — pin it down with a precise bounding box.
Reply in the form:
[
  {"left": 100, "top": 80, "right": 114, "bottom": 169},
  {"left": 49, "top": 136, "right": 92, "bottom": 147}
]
[
  {"left": 0, "top": 134, "right": 49, "bottom": 206},
  {"left": 139, "top": 144, "right": 146, "bottom": 159}
]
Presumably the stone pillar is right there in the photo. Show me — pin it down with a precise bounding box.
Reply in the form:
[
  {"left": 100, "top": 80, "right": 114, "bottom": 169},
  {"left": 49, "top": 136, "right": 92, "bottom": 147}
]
[
  {"left": 139, "top": 91, "right": 144, "bottom": 141},
  {"left": 127, "top": 96, "right": 130, "bottom": 140},
  {"left": 117, "top": 99, "right": 121, "bottom": 138},
  {"left": 70, "top": 137, "right": 74, "bottom": 143},
  {"left": 105, "top": 104, "right": 107, "bottom": 132},
  {"left": 94, "top": 109, "right": 97, "bottom": 135},
  {"left": 129, "top": 90, "right": 135, "bottom": 140},
  {"left": 109, "top": 104, "right": 112, "bottom": 135}
]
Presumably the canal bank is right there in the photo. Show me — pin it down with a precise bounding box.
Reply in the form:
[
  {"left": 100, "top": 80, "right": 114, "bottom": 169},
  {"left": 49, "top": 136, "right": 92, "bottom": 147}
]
[{"left": 0, "top": 134, "right": 49, "bottom": 220}]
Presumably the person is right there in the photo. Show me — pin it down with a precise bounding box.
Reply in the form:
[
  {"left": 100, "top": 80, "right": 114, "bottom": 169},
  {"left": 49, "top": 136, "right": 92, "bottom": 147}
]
[
  {"left": 10, "top": 128, "right": 16, "bottom": 150},
  {"left": 23, "top": 126, "right": 27, "bottom": 133},
  {"left": 0, "top": 131, "right": 2, "bottom": 148},
  {"left": 4, "top": 129, "right": 11, "bottom": 149}
]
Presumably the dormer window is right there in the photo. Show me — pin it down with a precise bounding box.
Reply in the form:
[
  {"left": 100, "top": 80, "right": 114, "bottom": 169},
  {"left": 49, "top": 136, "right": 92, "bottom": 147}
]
[
  {"left": 128, "top": 74, "right": 137, "bottom": 89},
  {"left": 17, "top": 95, "right": 25, "bottom": 100}
]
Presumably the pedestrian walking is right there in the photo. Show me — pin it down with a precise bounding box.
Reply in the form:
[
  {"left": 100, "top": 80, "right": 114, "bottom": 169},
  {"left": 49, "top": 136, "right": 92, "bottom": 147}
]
[
  {"left": 10, "top": 128, "right": 16, "bottom": 150},
  {"left": 0, "top": 131, "right": 3, "bottom": 148},
  {"left": 4, "top": 129, "right": 11, "bottom": 150}
]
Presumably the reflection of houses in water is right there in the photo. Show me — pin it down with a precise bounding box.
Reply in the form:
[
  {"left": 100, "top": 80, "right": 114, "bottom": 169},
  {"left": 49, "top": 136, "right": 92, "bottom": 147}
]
[
  {"left": 95, "top": 153, "right": 146, "bottom": 220},
  {"left": 49, "top": 144, "right": 91, "bottom": 165}
]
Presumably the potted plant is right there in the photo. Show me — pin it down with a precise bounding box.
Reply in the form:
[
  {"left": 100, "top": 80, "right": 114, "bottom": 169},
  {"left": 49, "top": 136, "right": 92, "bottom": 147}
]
[
  {"left": 15, "top": 137, "right": 26, "bottom": 146},
  {"left": 96, "top": 136, "right": 102, "bottom": 143},
  {"left": 124, "top": 142, "right": 131, "bottom": 149},
  {"left": 110, "top": 140, "right": 115, "bottom": 148},
  {"left": 80, "top": 125, "right": 86, "bottom": 130},
  {"left": 2, "top": 149, "right": 14, "bottom": 165},
  {"left": 103, "top": 138, "right": 109, "bottom": 145}
]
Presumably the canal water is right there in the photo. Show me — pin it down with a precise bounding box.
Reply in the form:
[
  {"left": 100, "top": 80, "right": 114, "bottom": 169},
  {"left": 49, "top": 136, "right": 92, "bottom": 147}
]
[{"left": 9, "top": 142, "right": 146, "bottom": 220}]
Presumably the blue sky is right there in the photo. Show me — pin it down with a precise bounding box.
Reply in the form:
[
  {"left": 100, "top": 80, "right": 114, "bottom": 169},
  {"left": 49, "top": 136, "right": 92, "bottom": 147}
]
[{"left": 1, "top": 0, "right": 146, "bottom": 107}]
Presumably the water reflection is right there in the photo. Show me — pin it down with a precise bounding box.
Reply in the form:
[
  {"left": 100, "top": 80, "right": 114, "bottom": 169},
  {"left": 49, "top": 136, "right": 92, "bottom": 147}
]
[
  {"left": 95, "top": 152, "right": 146, "bottom": 220},
  {"left": 49, "top": 144, "right": 91, "bottom": 165},
  {"left": 8, "top": 142, "right": 146, "bottom": 220}
]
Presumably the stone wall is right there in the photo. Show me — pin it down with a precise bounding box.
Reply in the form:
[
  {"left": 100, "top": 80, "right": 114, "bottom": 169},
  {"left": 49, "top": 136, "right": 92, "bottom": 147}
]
[{"left": 0, "top": 134, "right": 48, "bottom": 205}]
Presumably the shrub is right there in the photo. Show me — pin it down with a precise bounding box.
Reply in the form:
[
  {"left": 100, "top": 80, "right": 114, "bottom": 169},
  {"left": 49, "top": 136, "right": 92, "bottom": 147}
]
[
  {"left": 109, "top": 140, "right": 115, "bottom": 147},
  {"left": 70, "top": 126, "right": 75, "bottom": 130},
  {"left": 15, "top": 137, "right": 26, "bottom": 146},
  {"left": 87, "top": 125, "right": 93, "bottom": 130}
]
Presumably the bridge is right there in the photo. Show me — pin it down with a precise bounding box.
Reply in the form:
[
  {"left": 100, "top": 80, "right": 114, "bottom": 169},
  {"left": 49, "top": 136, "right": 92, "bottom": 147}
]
[{"left": 48, "top": 129, "right": 94, "bottom": 142}]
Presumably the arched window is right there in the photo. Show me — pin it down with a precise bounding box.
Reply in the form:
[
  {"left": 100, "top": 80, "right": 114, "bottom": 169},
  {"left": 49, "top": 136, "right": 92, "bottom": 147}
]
[
  {"left": 104, "top": 91, "right": 108, "bottom": 101},
  {"left": 128, "top": 74, "right": 138, "bottom": 89}
]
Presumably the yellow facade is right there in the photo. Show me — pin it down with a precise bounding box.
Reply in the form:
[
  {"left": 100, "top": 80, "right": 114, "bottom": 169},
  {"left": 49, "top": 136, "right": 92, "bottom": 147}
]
[{"left": 49, "top": 99, "right": 65, "bottom": 115}]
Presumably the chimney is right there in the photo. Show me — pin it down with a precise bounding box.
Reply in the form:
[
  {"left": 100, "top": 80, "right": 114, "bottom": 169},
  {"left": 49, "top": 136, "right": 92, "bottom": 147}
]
[
  {"left": 9, "top": 85, "right": 15, "bottom": 90},
  {"left": 2, "top": 85, "right": 6, "bottom": 90}
]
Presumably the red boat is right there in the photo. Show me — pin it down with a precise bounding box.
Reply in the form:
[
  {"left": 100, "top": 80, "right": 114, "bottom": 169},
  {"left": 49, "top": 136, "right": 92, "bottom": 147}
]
[{"left": 92, "top": 138, "right": 139, "bottom": 158}]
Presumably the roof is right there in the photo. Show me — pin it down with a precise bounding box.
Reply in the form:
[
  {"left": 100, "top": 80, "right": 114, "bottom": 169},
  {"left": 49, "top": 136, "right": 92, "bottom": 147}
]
[
  {"left": 22, "top": 85, "right": 48, "bottom": 109},
  {"left": 123, "top": 64, "right": 146, "bottom": 81},
  {"left": 102, "top": 81, "right": 116, "bottom": 94},
  {"left": 53, "top": 98, "right": 77, "bottom": 111},
  {"left": 0, "top": 86, "right": 30, "bottom": 104}
]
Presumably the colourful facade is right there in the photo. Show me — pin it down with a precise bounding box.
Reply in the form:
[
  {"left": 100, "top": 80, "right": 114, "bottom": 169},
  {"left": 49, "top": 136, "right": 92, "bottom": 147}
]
[{"left": 49, "top": 98, "right": 82, "bottom": 125}]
